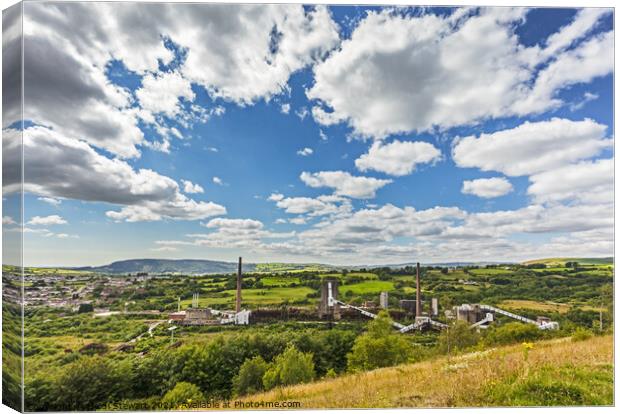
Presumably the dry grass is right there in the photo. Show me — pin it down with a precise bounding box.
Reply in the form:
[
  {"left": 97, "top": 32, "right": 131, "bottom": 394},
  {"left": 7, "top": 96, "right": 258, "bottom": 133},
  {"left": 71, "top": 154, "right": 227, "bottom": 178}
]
[
  {"left": 500, "top": 299, "right": 604, "bottom": 314},
  {"left": 234, "top": 335, "right": 613, "bottom": 409}
]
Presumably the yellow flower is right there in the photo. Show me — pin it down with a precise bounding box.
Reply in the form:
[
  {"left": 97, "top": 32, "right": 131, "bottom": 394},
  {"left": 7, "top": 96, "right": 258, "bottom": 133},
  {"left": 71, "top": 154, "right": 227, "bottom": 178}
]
[{"left": 522, "top": 342, "right": 534, "bottom": 350}]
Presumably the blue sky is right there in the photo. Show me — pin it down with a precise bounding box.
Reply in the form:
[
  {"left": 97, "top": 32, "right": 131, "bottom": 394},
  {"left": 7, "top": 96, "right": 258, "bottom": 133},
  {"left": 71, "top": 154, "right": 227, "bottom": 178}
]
[{"left": 2, "top": 3, "right": 614, "bottom": 266}]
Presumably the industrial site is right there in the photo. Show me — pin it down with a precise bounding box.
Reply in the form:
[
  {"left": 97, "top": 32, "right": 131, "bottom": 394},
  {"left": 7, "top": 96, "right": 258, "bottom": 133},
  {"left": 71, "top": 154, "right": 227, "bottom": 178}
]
[{"left": 163, "top": 259, "right": 559, "bottom": 334}]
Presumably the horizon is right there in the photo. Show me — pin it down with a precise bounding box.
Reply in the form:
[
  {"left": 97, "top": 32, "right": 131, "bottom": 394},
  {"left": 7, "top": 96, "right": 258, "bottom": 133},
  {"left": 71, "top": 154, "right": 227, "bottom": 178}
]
[
  {"left": 2, "top": 4, "right": 614, "bottom": 267},
  {"left": 18, "top": 255, "right": 614, "bottom": 270}
]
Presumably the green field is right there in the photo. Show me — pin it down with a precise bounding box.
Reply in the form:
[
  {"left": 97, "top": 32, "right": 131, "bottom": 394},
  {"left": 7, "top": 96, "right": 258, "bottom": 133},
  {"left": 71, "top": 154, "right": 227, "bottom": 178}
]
[
  {"left": 181, "top": 286, "right": 315, "bottom": 307},
  {"left": 340, "top": 280, "right": 394, "bottom": 295}
]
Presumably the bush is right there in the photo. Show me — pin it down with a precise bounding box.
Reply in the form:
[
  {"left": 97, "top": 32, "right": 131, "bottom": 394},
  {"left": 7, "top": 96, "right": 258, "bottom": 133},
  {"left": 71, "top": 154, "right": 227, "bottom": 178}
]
[
  {"left": 233, "top": 356, "right": 269, "bottom": 396},
  {"left": 437, "top": 320, "right": 480, "bottom": 353},
  {"left": 483, "top": 322, "right": 543, "bottom": 346},
  {"left": 263, "top": 345, "right": 315, "bottom": 390},
  {"left": 347, "top": 311, "right": 412, "bottom": 372},
  {"left": 572, "top": 327, "right": 593, "bottom": 342},
  {"left": 161, "top": 382, "right": 204, "bottom": 406}
]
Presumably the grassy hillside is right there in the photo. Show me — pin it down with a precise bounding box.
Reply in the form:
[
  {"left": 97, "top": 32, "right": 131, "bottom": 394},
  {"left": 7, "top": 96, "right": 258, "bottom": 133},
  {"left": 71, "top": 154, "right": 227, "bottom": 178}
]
[
  {"left": 239, "top": 335, "right": 613, "bottom": 408},
  {"left": 523, "top": 257, "right": 613, "bottom": 266}
]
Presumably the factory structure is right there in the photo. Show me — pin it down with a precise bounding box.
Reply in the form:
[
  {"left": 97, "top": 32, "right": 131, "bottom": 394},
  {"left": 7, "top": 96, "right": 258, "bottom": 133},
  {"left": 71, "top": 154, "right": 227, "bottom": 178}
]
[
  {"left": 167, "top": 257, "right": 558, "bottom": 332},
  {"left": 168, "top": 257, "right": 251, "bottom": 326},
  {"left": 319, "top": 262, "right": 559, "bottom": 333}
]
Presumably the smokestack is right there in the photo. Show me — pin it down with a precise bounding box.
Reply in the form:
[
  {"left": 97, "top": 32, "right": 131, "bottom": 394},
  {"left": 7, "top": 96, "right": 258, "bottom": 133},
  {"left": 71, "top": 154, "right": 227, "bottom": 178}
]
[
  {"left": 416, "top": 262, "right": 421, "bottom": 317},
  {"left": 236, "top": 257, "right": 242, "bottom": 313}
]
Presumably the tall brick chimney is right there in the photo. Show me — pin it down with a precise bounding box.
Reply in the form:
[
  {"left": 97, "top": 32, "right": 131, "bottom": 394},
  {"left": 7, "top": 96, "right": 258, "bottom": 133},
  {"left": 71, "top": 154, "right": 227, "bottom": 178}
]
[
  {"left": 416, "top": 262, "right": 421, "bottom": 317},
  {"left": 236, "top": 257, "right": 242, "bottom": 313}
]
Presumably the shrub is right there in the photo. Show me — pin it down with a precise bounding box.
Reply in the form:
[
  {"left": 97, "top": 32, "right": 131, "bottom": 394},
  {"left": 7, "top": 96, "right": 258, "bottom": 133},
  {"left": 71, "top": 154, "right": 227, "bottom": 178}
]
[
  {"left": 483, "top": 322, "right": 543, "bottom": 346},
  {"left": 437, "top": 320, "right": 480, "bottom": 353},
  {"left": 347, "top": 311, "right": 412, "bottom": 372},
  {"left": 263, "top": 346, "right": 315, "bottom": 390},
  {"left": 572, "top": 327, "right": 593, "bottom": 342},
  {"left": 233, "top": 356, "right": 269, "bottom": 396},
  {"left": 161, "top": 382, "right": 204, "bottom": 406}
]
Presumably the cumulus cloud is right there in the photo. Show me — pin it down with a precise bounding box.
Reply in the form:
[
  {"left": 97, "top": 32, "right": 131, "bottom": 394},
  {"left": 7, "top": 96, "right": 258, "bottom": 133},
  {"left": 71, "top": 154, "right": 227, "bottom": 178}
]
[
  {"left": 26, "top": 3, "right": 340, "bottom": 105},
  {"left": 280, "top": 103, "right": 291, "bottom": 114},
  {"left": 452, "top": 118, "right": 611, "bottom": 176},
  {"left": 527, "top": 158, "right": 612, "bottom": 205},
  {"left": 297, "top": 147, "right": 314, "bottom": 156},
  {"left": 462, "top": 177, "right": 513, "bottom": 198},
  {"left": 212, "top": 177, "right": 224, "bottom": 186},
  {"left": 38, "top": 197, "right": 62, "bottom": 206},
  {"left": 2, "top": 126, "right": 226, "bottom": 222},
  {"left": 18, "top": 1, "right": 342, "bottom": 162},
  {"left": 2, "top": 216, "right": 16, "bottom": 226},
  {"left": 307, "top": 7, "right": 612, "bottom": 138},
  {"left": 300, "top": 171, "right": 392, "bottom": 199},
  {"left": 269, "top": 193, "right": 352, "bottom": 217},
  {"left": 204, "top": 218, "right": 264, "bottom": 230},
  {"left": 136, "top": 70, "right": 195, "bottom": 118},
  {"left": 28, "top": 215, "right": 67, "bottom": 226},
  {"left": 181, "top": 180, "right": 204, "bottom": 194},
  {"left": 355, "top": 140, "right": 441, "bottom": 176},
  {"left": 22, "top": 34, "right": 144, "bottom": 158}
]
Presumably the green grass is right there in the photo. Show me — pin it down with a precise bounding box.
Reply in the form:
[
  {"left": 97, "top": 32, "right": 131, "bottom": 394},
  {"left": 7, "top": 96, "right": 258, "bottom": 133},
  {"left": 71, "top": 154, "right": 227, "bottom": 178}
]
[
  {"left": 340, "top": 280, "right": 394, "bottom": 295},
  {"left": 470, "top": 268, "right": 513, "bottom": 276},
  {"left": 261, "top": 276, "right": 301, "bottom": 287},
  {"left": 181, "top": 286, "right": 315, "bottom": 307},
  {"left": 523, "top": 257, "right": 613, "bottom": 266},
  {"left": 485, "top": 364, "right": 613, "bottom": 406},
  {"left": 238, "top": 335, "right": 613, "bottom": 408}
]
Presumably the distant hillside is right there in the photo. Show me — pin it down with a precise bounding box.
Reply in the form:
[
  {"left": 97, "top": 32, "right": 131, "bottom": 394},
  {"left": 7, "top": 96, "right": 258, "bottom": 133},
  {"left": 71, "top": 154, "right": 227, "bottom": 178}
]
[
  {"left": 523, "top": 257, "right": 613, "bottom": 266},
  {"left": 351, "top": 261, "right": 513, "bottom": 269},
  {"left": 75, "top": 259, "right": 257, "bottom": 275}
]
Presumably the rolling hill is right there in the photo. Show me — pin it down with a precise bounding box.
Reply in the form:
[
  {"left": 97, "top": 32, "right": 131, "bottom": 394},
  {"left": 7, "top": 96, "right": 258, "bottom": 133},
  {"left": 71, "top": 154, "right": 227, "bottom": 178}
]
[
  {"left": 523, "top": 257, "right": 613, "bottom": 266},
  {"left": 74, "top": 258, "right": 257, "bottom": 275}
]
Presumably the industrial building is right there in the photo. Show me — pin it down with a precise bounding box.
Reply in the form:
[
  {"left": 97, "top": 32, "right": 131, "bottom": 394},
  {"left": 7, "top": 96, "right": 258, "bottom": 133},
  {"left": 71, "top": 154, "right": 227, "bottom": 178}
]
[{"left": 169, "top": 257, "right": 251, "bottom": 326}]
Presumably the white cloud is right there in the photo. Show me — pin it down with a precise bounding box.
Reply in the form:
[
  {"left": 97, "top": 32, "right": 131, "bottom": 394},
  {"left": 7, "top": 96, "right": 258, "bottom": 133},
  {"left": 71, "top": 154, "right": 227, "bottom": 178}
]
[
  {"left": 2, "top": 216, "right": 16, "bottom": 226},
  {"left": 268, "top": 193, "right": 285, "bottom": 202},
  {"left": 462, "top": 177, "right": 513, "bottom": 198},
  {"left": 527, "top": 158, "right": 612, "bottom": 205},
  {"left": 212, "top": 176, "right": 224, "bottom": 186},
  {"left": 2, "top": 126, "right": 226, "bottom": 222},
  {"left": 300, "top": 171, "right": 392, "bottom": 199},
  {"left": 355, "top": 140, "right": 441, "bottom": 176},
  {"left": 19, "top": 2, "right": 341, "bottom": 162},
  {"left": 297, "top": 147, "right": 314, "bottom": 156},
  {"left": 280, "top": 103, "right": 291, "bottom": 114},
  {"left": 136, "top": 70, "right": 195, "bottom": 118},
  {"left": 452, "top": 118, "right": 611, "bottom": 176},
  {"left": 181, "top": 180, "right": 204, "bottom": 194},
  {"left": 289, "top": 217, "right": 307, "bottom": 225},
  {"left": 570, "top": 91, "right": 599, "bottom": 112},
  {"left": 151, "top": 246, "right": 179, "bottom": 252},
  {"left": 28, "top": 215, "right": 67, "bottom": 226},
  {"left": 270, "top": 194, "right": 352, "bottom": 217},
  {"left": 21, "top": 33, "right": 144, "bottom": 158},
  {"left": 307, "top": 7, "right": 612, "bottom": 138},
  {"left": 539, "top": 9, "right": 610, "bottom": 60},
  {"left": 181, "top": 217, "right": 294, "bottom": 249},
  {"left": 295, "top": 107, "right": 309, "bottom": 120},
  {"left": 205, "top": 146, "right": 219, "bottom": 153},
  {"left": 38, "top": 197, "right": 62, "bottom": 206},
  {"left": 204, "top": 218, "right": 264, "bottom": 230},
  {"left": 319, "top": 130, "right": 328, "bottom": 141},
  {"left": 512, "top": 31, "right": 613, "bottom": 115}
]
